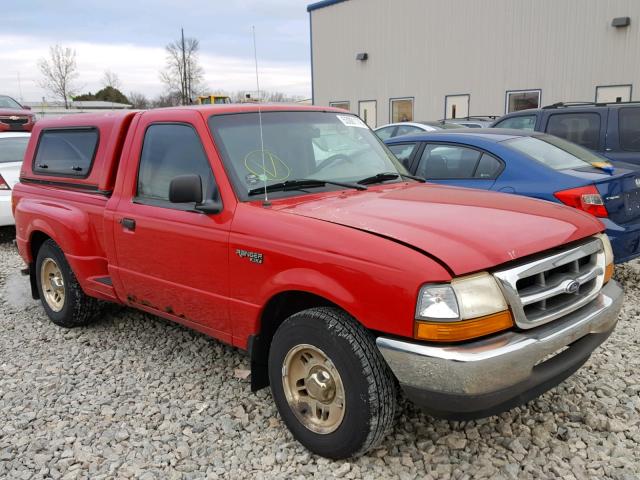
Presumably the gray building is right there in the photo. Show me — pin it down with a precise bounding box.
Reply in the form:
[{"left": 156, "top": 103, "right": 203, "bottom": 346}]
[{"left": 308, "top": 0, "right": 640, "bottom": 128}]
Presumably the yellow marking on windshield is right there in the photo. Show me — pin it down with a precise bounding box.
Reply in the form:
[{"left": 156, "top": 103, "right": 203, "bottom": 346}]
[{"left": 244, "top": 150, "right": 291, "bottom": 181}]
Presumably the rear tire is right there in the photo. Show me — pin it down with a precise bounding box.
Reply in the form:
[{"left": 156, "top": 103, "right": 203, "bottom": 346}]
[
  {"left": 268, "top": 307, "right": 397, "bottom": 459},
  {"left": 35, "top": 239, "right": 102, "bottom": 328}
]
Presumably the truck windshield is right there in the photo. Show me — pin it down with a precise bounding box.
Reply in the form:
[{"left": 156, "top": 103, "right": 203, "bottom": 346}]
[
  {"left": 503, "top": 134, "right": 606, "bottom": 170},
  {"left": 208, "top": 111, "right": 407, "bottom": 200}
]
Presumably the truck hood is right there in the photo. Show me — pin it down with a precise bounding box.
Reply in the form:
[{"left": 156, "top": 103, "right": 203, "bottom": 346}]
[
  {"left": 0, "top": 108, "right": 32, "bottom": 117},
  {"left": 276, "top": 183, "right": 603, "bottom": 275}
]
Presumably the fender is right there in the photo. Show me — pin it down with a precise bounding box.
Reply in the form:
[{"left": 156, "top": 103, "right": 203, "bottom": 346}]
[
  {"left": 15, "top": 197, "right": 113, "bottom": 301},
  {"left": 261, "top": 267, "right": 357, "bottom": 317}
]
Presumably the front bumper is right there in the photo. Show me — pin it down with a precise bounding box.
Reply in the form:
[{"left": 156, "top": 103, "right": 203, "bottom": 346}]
[{"left": 377, "top": 280, "right": 623, "bottom": 419}]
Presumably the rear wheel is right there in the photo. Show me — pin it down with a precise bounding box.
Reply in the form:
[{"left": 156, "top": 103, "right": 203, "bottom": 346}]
[
  {"left": 35, "top": 239, "right": 102, "bottom": 327},
  {"left": 268, "top": 307, "right": 397, "bottom": 458}
]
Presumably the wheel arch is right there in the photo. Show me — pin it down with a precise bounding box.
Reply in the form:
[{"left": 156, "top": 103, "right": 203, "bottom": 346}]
[
  {"left": 248, "top": 289, "right": 347, "bottom": 392},
  {"left": 27, "top": 229, "right": 54, "bottom": 299}
]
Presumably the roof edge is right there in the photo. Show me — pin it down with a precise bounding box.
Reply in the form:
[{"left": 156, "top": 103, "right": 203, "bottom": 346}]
[{"left": 307, "top": 0, "right": 350, "bottom": 12}]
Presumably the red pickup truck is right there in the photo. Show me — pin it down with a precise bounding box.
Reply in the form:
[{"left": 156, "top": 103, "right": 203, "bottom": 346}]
[{"left": 13, "top": 105, "right": 623, "bottom": 458}]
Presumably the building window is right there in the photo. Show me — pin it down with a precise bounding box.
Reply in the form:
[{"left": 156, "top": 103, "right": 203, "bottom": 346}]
[
  {"left": 595, "top": 85, "right": 632, "bottom": 103},
  {"left": 390, "top": 98, "right": 414, "bottom": 122},
  {"left": 506, "top": 90, "right": 541, "bottom": 113},
  {"left": 329, "top": 101, "right": 350, "bottom": 111}
]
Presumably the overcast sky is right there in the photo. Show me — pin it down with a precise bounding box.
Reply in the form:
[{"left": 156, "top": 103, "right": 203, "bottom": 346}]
[{"left": 0, "top": 0, "right": 312, "bottom": 102}]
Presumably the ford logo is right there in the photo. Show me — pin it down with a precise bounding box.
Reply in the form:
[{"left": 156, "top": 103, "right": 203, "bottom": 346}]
[
  {"left": 9, "top": 116, "right": 19, "bottom": 121},
  {"left": 564, "top": 280, "right": 580, "bottom": 295}
]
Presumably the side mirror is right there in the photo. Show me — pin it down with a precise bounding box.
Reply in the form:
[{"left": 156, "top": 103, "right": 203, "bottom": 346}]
[
  {"left": 22, "top": 105, "right": 31, "bottom": 110},
  {"left": 168, "top": 174, "right": 223, "bottom": 214},
  {"left": 169, "top": 174, "right": 202, "bottom": 204}
]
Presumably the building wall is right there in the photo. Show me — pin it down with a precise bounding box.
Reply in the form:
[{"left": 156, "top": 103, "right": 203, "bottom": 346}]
[{"left": 310, "top": 0, "right": 640, "bottom": 126}]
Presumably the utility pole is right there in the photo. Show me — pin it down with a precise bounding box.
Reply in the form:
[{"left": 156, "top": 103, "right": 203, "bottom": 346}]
[
  {"left": 17, "top": 71, "right": 24, "bottom": 103},
  {"left": 181, "top": 27, "right": 188, "bottom": 105}
]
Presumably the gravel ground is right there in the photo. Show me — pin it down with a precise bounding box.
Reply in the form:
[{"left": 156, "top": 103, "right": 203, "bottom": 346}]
[{"left": 0, "top": 227, "right": 639, "bottom": 480}]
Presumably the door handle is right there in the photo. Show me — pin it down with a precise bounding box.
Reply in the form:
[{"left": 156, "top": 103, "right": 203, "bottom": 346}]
[{"left": 120, "top": 218, "right": 136, "bottom": 231}]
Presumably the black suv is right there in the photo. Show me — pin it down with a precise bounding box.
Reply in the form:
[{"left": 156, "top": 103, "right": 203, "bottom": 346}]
[{"left": 492, "top": 102, "right": 640, "bottom": 166}]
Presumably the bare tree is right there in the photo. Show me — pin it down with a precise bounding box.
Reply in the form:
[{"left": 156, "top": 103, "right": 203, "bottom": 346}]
[
  {"left": 160, "top": 30, "right": 206, "bottom": 105},
  {"left": 102, "top": 70, "right": 122, "bottom": 90},
  {"left": 128, "top": 91, "right": 150, "bottom": 109},
  {"left": 38, "top": 45, "right": 79, "bottom": 109}
]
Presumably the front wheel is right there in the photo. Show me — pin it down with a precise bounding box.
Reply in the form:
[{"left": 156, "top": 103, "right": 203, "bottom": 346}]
[{"left": 268, "top": 307, "right": 397, "bottom": 458}]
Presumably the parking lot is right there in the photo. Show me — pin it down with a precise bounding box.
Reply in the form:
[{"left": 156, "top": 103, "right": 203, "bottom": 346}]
[{"left": 0, "top": 228, "right": 637, "bottom": 480}]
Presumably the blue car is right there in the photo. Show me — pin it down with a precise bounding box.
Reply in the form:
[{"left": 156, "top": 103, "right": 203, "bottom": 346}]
[{"left": 385, "top": 129, "right": 640, "bottom": 263}]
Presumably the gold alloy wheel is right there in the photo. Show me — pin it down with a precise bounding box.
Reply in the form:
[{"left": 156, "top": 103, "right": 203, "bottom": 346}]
[
  {"left": 282, "top": 344, "right": 346, "bottom": 434},
  {"left": 40, "top": 258, "right": 65, "bottom": 312}
]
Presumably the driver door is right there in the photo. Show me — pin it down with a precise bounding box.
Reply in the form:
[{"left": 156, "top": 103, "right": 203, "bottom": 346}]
[{"left": 111, "top": 110, "right": 233, "bottom": 341}]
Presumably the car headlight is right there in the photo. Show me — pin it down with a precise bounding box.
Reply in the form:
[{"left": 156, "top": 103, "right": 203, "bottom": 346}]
[
  {"left": 595, "top": 233, "right": 613, "bottom": 283},
  {"left": 415, "top": 272, "right": 513, "bottom": 342}
]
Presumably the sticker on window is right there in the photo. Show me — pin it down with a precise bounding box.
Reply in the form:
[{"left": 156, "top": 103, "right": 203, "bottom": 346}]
[{"left": 337, "top": 115, "right": 368, "bottom": 129}]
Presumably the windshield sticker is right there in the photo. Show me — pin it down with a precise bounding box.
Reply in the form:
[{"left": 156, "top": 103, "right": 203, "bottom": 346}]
[
  {"left": 337, "top": 114, "right": 368, "bottom": 129},
  {"left": 244, "top": 150, "right": 291, "bottom": 182}
]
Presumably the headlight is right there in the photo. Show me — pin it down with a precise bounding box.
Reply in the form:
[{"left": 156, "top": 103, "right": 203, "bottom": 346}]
[
  {"left": 415, "top": 272, "right": 513, "bottom": 342},
  {"left": 595, "top": 233, "right": 614, "bottom": 283},
  {"left": 416, "top": 273, "right": 507, "bottom": 321}
]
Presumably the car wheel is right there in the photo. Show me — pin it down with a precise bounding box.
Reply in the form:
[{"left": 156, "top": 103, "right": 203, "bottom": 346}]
[
  {"left": 268, "top": 307, "right": 397, "bottom": 458},
  {"left": 35, "top": 239, "right": 102, "bottom": 328}
]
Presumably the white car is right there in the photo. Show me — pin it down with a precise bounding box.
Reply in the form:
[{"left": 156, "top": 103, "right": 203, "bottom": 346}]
[
  {"left": 374, "top": 121, "right": 466, "bottom": 141},
  {"left": 0, "top": 132, "right": 30, "bottom": 226}
]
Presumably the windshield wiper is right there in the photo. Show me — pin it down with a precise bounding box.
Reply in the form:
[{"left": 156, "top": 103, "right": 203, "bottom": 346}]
[
  {"left": 247, "top": 178, "right": 367, "bottom": 196},
  {"left": 357, "top": 171, "right": 426, "bottom": 185}
]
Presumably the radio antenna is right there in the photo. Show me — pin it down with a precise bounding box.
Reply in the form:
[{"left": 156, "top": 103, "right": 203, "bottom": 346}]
[{"left": 252, "top": 26, "right": 270, "bottom": 206}]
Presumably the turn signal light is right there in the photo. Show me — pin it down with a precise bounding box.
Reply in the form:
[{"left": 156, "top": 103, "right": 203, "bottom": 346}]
[
  {"left": 0, "top": 174, "right": 9, "bottom": 191},
  {"left": 604, "top": 263, "right": 614, "bottom": 283},
  {"left": 414, "top": 310, "right": 514, "bottom": 343},
  {"left": 554, "top": 185, "right": 608, "bottom": 217}
]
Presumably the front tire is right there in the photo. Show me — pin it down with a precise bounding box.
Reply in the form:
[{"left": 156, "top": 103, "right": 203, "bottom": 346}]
[
  {"left": 268, "top": 307, "right": 397, "bottom": 459},
  {"left": 35, "top": 239, "right": 102, "bottom": 328}
]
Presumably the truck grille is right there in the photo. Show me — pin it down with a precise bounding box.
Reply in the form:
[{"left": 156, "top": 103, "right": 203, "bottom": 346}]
[
  {"left": 0, "top": 117, "right": 29, "bottom": 126},
  {"left": 493, "top": 237, "right": 606, "bottom": 329}
]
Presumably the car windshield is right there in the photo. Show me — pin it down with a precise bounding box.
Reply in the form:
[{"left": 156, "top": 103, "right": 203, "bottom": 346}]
[
  {"left": 503, "top": 134, "right": 604, "bottom": 170},
  {"left": 0, "top": 96, "right": 23, "bottom": 109},
  {"left": 0, "top": 136, "right": 29, "bottom": 163},
  {"left": 208, "top": 111, "right": 407, "bottom": 200}
]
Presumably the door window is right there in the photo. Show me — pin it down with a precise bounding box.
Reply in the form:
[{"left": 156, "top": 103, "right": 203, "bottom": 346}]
[
  {"left": 0, "top": 136, "right": 29, "bottom": 163},
  {"left": 137, "top": 123, "right": 216, "bottom": 206},
  {"left": 387, "top": 143, "right": 417, "bottom": 168},
  {"left": 474, "top": 153, "right": 503, "bottom": 178},
  {"left": 546, "top": 113, "right": 601, "bottom": 150},
  {"left": 619, "top": 107, "right": 640, "bottom": 152},
  {"left": 395, "top": 125, "right": 423, "bottom": 137},
  {"left": 494, "top": 115, "right": 537, "bottom": 131},
  {"left": 375, "top": 126, "right": 397, "bottom": 141},
  {"left": 417, "top": 144, "right": 482, "bottom": 179},
  {"left": 390, "top": 98, "right": 414, "bottom": 122}
]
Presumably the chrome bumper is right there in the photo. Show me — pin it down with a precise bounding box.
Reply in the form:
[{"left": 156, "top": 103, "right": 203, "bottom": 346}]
[{"left": 377, "top": 280, "right": 623, "bottom": 418}]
